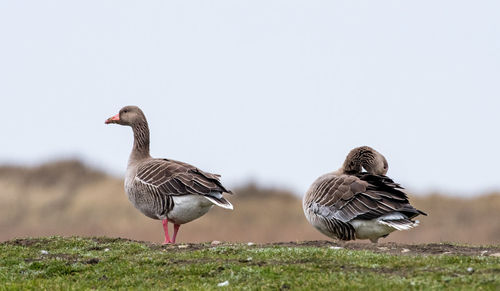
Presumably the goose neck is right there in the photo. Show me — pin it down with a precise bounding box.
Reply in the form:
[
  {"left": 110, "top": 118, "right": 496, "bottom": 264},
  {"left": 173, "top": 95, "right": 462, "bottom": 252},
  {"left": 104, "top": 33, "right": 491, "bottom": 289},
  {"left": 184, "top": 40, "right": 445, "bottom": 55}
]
[{"left": 130, "top": 121, "right": 151, "bottom": 162}]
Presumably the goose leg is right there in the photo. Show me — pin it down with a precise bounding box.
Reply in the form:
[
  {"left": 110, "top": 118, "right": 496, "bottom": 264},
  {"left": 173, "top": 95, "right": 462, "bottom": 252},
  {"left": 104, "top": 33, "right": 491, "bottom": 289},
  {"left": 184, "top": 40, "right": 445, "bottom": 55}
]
[
  {"left": 162, "top": 219, "right": 172, "bottom": 244},
  {"left": 172, "top": 224, "right": 181, "bottom": 243}
]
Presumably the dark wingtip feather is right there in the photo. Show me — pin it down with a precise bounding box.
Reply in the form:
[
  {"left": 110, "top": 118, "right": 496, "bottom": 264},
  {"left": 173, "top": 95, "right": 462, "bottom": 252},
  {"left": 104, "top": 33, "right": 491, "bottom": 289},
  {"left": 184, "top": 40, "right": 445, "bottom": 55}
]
[{"left": 418, "top": 209, "right": 428, "bottom": 216}]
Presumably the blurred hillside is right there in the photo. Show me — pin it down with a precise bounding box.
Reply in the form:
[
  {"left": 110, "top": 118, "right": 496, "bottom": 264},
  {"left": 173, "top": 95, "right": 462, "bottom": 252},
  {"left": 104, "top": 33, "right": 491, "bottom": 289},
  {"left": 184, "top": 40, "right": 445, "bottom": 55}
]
[{"left": 0, "top": 160, "right": 499, "bottom": 244}]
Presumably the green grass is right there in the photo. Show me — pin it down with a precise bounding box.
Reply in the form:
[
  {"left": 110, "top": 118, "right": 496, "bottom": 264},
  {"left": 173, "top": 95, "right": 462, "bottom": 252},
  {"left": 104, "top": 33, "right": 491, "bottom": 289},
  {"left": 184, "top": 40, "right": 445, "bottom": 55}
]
[{"left": 0, "top": 237, "right": 498, "bottom": 290}]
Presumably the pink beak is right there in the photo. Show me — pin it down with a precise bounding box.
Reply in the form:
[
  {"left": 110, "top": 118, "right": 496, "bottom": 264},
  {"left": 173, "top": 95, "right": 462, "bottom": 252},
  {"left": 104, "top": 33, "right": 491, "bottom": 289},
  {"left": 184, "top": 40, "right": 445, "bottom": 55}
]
[{"left": 105, "top": 113, "right": 120, "bottom": 124}]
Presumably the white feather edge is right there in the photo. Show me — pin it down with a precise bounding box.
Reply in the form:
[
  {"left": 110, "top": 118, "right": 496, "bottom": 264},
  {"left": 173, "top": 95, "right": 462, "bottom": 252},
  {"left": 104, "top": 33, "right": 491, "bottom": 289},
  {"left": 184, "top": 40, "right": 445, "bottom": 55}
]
[
  {"left": 377, "top": 212, "right": 419, "bottom": 231},
  {"left": 204, "top": 196, "right": 234, "bottom": 210}
]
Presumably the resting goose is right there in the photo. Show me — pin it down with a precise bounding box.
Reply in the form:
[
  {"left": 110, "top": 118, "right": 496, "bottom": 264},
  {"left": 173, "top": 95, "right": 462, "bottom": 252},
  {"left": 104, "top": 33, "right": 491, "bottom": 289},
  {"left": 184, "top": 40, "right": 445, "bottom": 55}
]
[
  {"left": 303, "top": 146, "right": 426, "bottom": 243},
  {"left": 105, "top": 106, "right": 233, "bottom": 244}
]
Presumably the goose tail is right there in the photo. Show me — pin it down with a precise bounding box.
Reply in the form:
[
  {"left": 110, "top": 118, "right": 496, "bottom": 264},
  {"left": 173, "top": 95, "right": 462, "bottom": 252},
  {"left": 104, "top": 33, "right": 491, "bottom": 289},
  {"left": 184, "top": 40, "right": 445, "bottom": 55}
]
[{"left": 204, "top": 193, "right": 233, "bottom": 210}]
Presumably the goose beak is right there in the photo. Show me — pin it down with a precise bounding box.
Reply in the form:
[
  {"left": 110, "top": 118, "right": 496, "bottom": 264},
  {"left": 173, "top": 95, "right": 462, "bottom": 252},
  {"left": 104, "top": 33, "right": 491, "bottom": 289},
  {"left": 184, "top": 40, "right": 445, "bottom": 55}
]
[{"left": 105, "top": 114, "right": 120, "bottom": 124}]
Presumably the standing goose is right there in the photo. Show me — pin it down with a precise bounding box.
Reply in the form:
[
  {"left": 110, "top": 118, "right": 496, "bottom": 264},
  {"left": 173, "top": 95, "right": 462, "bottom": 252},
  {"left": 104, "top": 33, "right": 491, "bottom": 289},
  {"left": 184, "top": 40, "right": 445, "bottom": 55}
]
[
  {"left": 303, "top": 146, "right": 426, "bottom": 243},
  {"left": 105, "top": 106, "right": 233, "bottom": 244}
]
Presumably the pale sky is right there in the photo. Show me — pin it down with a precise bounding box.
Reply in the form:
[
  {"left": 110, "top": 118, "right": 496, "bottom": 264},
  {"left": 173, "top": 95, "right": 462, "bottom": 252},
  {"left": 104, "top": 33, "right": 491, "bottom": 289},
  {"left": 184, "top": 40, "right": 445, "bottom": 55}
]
[{"left": 1, "top": 1, "right": 499, "bottom": 196}]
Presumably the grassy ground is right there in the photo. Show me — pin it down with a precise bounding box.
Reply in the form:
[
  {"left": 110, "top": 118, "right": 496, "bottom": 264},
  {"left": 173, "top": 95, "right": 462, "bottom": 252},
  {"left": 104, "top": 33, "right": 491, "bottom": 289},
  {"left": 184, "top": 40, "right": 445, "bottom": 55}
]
[{"left": 0, "top": 237, "right": 499, "bottom": 290}]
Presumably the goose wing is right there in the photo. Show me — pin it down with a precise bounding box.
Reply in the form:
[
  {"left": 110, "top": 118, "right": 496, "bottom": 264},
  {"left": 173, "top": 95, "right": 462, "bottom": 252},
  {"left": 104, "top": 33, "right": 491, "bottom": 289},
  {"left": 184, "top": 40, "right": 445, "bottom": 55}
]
[
  {"left": 134, "top": 158, "right": 232, "bottom": 197},
  {"left": 310, "top": 173, "right": 425, "bottom": 223}
]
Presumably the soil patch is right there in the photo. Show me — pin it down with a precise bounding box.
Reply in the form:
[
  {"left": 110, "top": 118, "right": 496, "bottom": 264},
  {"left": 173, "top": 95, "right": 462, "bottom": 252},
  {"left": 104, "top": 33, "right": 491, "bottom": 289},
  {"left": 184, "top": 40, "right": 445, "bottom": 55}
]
[
  {"left": 3, "top": 238, "right": 46, "bottom": 247},
  {"left": 268, "top": 241, "right": 500, "bottom": 256},
  {"left": 101, "top": 238, "right": 500, "bottom": 256},
  {"left": 3, "top": 237, "right": 500, "bottom": 257},
  {"left": 23, "top": 252, "right": 100, "bottom": 265}
]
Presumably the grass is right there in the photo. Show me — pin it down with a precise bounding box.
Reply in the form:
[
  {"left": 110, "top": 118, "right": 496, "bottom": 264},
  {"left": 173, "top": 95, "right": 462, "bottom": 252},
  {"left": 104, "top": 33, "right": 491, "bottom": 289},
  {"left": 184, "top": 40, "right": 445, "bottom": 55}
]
[{"left": 0, "top": 237, "right": 499, "bottom": 290}]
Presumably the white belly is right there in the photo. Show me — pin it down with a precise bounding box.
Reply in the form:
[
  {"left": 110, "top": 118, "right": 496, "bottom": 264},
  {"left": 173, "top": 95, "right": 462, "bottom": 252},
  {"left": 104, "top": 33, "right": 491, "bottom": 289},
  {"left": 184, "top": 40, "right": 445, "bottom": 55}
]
[
  {"left": 350, "top": 219, "right": 395, "bottom": 240},
  {"left": 167, "top": 195, "right": 214, "bottom": 224}
]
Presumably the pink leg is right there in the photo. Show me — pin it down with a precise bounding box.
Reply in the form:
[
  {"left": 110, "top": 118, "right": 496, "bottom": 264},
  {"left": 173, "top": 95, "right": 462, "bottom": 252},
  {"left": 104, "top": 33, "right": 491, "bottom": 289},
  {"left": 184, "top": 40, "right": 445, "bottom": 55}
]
[
  {"left": 162, "top": 219, "right": 172, "bottom": 244},
  {"left": 172, "top": 224, "right": 181, "bottom": 244}
]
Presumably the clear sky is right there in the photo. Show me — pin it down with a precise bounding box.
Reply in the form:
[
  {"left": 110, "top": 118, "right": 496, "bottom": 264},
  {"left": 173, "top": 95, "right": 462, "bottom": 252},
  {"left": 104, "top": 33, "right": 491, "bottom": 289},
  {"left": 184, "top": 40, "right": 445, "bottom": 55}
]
[{"left": 1, "top": 1, "right": 499, "bottom": 196}]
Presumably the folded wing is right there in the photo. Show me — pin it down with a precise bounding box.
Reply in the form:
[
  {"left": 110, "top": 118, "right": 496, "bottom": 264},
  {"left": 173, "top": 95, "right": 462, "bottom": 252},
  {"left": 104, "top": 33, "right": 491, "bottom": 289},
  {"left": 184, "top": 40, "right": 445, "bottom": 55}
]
[
  {"left": 310, "top": 173, "right": 425, "bottom": 225},
  {"left": 134, "top": 158, "right": 232, "bottom": 208}
]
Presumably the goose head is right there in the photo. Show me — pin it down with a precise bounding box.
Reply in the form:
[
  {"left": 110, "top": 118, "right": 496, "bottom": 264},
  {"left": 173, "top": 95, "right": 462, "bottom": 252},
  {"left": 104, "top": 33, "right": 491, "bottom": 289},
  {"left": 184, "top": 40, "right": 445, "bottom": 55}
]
[
  {"left": 105, "top": 105, "right": 147, "bottom": 126},
  {"left": 362, "top": 150, "right": 388, "bottom": 175},
  {"left": 342, "top": 146, "right": 389, "bottom": 175}
]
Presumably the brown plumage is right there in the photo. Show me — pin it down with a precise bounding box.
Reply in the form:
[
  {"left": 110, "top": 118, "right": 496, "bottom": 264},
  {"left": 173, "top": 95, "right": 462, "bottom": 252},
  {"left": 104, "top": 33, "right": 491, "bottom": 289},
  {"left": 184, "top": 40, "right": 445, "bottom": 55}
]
[
  {"left": 132, "top": 158, "right": 233, "bottom": 215},
  {"left": 303, "top": 146, "right": 426, "bottom": 243}
]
